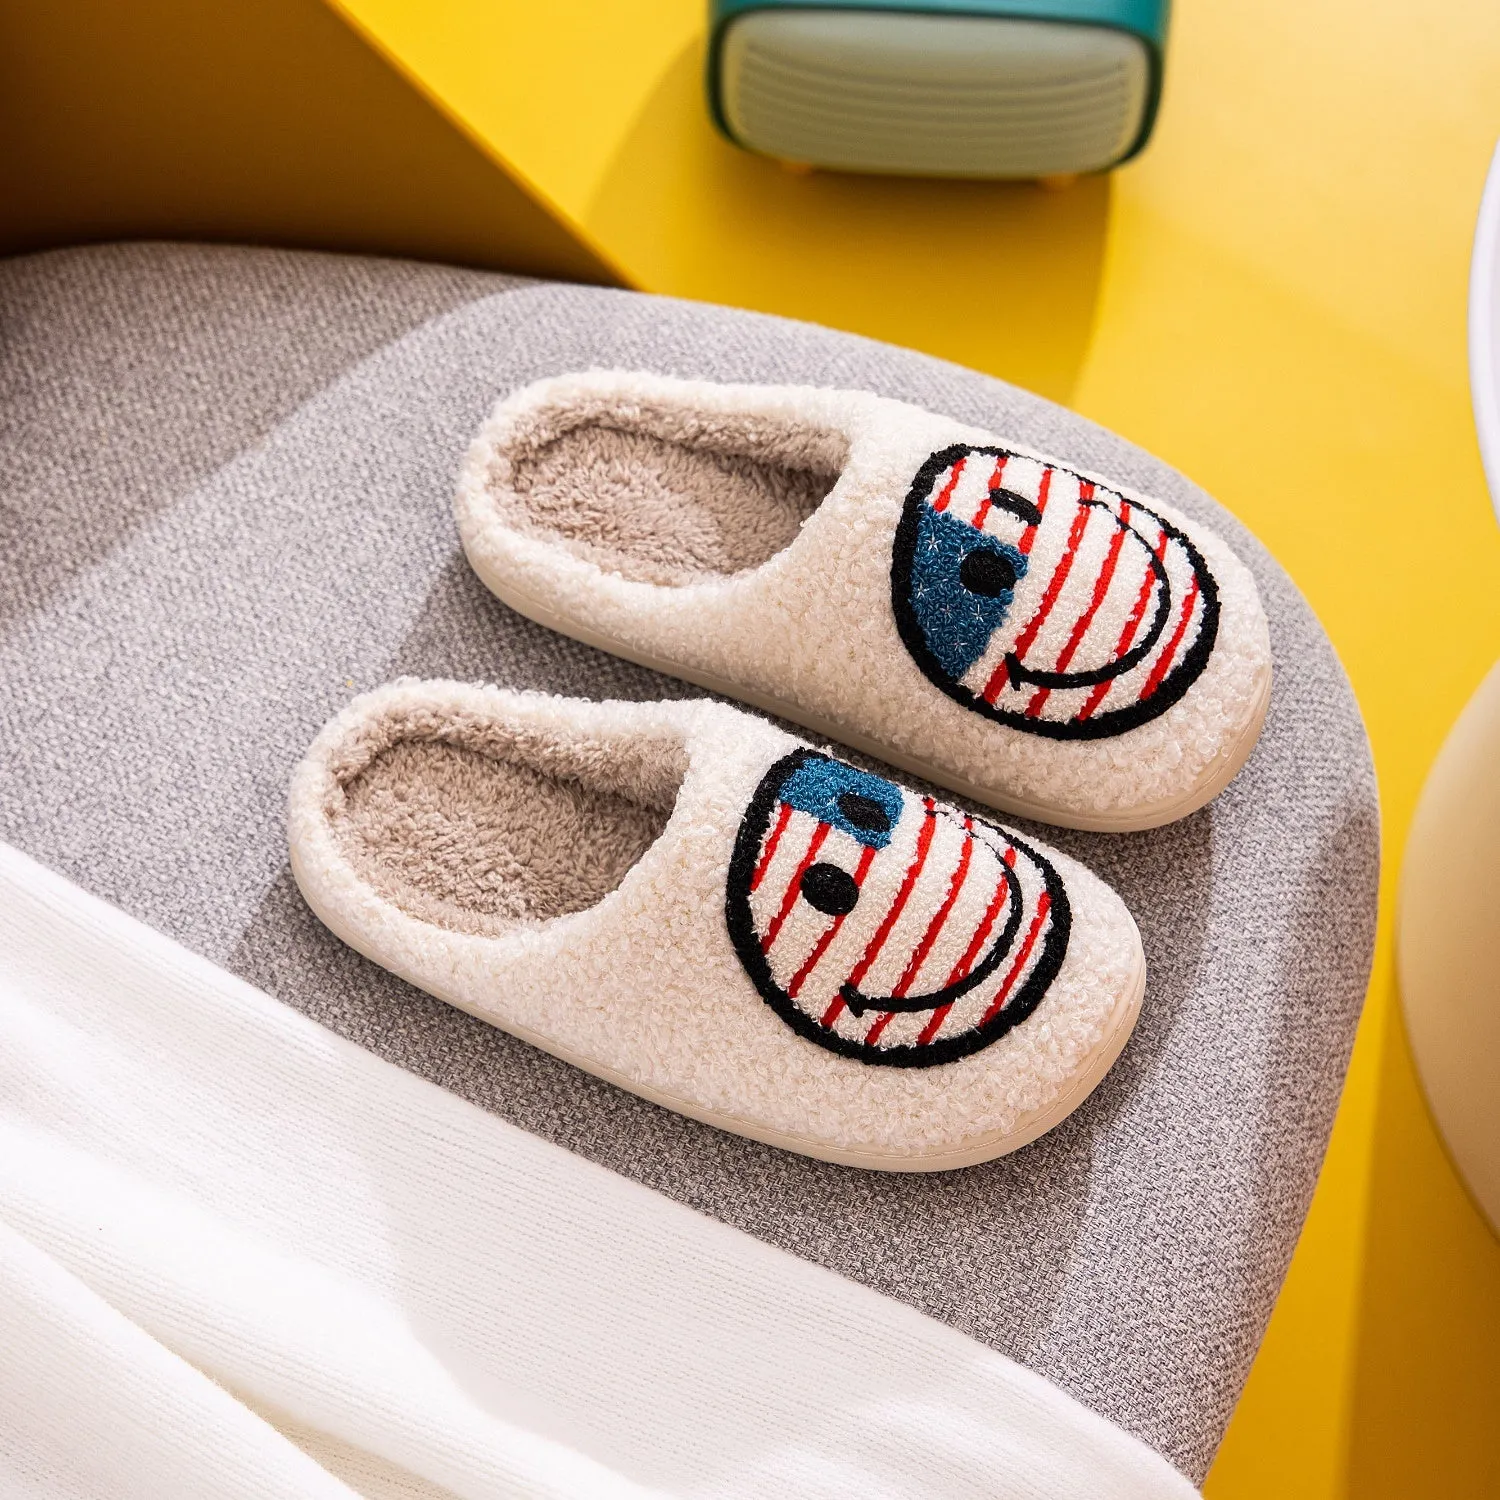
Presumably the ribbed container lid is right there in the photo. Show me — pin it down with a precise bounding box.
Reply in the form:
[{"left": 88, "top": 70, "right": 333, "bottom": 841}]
[{"left": 722, "top": 11, "right": 1150, "bottom": 178}]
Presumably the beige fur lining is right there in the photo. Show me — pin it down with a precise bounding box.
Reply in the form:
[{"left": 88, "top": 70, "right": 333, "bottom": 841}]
[
  {"left": 323, "top": 698, "right": 688, "bottom": 938},
  {"left": 486, "top": 386, "right": 849, "bottom": 587}
]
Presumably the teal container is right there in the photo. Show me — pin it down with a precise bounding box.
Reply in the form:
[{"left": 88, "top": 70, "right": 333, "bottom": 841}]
[{"left": 708, "top": 0, "right": 1170, "bottom": 178}]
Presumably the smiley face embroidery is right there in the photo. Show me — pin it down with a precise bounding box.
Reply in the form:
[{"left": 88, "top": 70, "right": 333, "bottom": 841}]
[
  {"left": 725, "top": 750, "right": 1070, "bottom": 1067},
  {"left": 891, "top": 444, "right": 1221, "bottom": 740}
]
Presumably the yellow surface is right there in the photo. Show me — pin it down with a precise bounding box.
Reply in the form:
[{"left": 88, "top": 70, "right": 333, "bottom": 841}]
[
  {"left": 327, "top": 0, "right": 1115, "bottom": 403},
  {"left": 0, "top": 0, "right": 617, "bottom": 283},
  {"left": 323, "top": 2, "right": 1500, "bottom": 1493}
]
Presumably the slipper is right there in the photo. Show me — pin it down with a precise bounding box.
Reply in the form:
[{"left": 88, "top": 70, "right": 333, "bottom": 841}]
[
  {"left": 455, "top": 371, "right": 1272, "bottom": 832},
  {"left": 288, "top": 680, "right": 1146, "bottom": 1171}
]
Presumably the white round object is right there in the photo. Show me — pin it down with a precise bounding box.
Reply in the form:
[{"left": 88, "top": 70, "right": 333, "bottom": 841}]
[
  {"left": 1399, "top": 659, "right": 1500, "bottom": 1235},
  {"left": 1470, "top": 138, "right": 1500, "bottom": 524}
]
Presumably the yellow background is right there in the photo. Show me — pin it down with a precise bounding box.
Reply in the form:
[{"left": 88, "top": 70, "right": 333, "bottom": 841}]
[{"left": 4, "top": 0, "right": 1499, "bottom": 1491}]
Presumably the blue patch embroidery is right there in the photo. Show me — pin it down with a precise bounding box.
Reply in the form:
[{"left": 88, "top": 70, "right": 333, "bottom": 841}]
[
  {"left": 908, "top": 506, "right": 1028, "bottom": 681},
  {"left": 778, "top": 758, "right": 903, "bottom": 850}
]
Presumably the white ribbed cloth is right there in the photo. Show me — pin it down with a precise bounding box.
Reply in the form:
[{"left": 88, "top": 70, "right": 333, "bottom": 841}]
[{"left": 0, "top": 842, "right": 1199, "bottom": 1499}]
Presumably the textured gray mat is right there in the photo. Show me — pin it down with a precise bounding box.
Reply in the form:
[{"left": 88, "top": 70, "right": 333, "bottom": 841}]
[{"left": 0, "top": 242, "right": 1379, "bottom": 1480}]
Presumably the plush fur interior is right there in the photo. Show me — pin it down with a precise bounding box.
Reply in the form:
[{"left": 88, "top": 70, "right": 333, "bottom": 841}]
[
  {"left": 326, "top": 702, "right": 687, "bottom": 938},
  {"left": 493, "top": 393, "right": 849, "bottom": 587}
]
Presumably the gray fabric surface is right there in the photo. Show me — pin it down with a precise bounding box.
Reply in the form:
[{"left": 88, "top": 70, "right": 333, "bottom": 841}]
[{"left": 0, "top": 242, "right": 1379, "bottom": 1480}]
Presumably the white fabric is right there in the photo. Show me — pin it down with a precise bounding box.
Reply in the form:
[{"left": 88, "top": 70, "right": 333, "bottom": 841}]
[{"left": 0, "top": 842, "right": 1198, "bottom": 1500}]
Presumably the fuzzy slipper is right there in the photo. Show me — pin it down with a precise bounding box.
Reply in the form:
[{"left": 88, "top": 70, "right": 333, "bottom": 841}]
[
  {"left": 288, "top": 680, "right": 1145, "bottom": 1170},
  {"left": 455, "top": 371, "right": 1272, "bottom": 832}
]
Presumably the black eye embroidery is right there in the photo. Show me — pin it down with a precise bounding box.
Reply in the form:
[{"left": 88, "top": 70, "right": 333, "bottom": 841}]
[
  {"left": 836, "top": 792, "right": 891, "bottom": 833},
  {"left": 988, "top": 487, "right": 1042, "bottom": 526},
  {"left": 959, "top": 548, "right": 1018, "bottom": 598},
  {"left": 800, "top": 862, "right": 860, "bottom": 916}
]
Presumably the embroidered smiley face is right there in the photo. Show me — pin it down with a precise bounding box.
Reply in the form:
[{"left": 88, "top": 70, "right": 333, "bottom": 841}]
[
  {"left": 891, "top": 445, "right": 1221, "bottom": 740},
  {"left": 725, "top": 750, "right": 1070, "bottom": 1067}
]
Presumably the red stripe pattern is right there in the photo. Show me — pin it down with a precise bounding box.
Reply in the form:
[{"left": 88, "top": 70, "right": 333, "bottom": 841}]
[
  {"left": 901, "top": 445, "right": 1216, "bottom": 735},
  {"left": 742, "top": 758, "right": 1066, "bottom": 1061}
]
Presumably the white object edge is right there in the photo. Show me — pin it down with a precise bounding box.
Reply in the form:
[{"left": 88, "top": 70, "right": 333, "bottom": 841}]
[{"left": 1469, "top": 136, "right": 1500, "bottom": 524}]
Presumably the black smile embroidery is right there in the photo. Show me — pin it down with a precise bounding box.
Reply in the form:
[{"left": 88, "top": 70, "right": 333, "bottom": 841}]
[
  {"left": 725, "top": 750, "right": 1070, "bottom": 1067},
  {"left": 890, "top": 444, "right": 1221, "bottom": 740}
]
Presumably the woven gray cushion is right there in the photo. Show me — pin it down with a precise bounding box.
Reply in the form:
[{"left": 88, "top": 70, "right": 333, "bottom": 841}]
[{"left": 0, "top": 242, "right": 1378, "bottom": 1481}]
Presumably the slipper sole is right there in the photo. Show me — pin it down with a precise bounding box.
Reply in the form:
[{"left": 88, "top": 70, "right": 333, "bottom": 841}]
[{"left": 291, "top": 840, "right": 1145, "bottom": 1172}]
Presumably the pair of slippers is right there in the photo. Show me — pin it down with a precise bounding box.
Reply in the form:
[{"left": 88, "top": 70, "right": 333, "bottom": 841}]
[{"left": 289, "top": 372, "right": 1272, "bottom": 1171}]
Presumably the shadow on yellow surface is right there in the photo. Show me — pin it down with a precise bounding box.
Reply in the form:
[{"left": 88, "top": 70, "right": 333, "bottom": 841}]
[
  {"left": 586, "top": 38, "right": 1111, "bottom": 406},
  {"left": 0, "top": 0, "right": 617, "bottom": 283},
  {"left": 1345, "top": 1003, "right": 1500, "bottom": 1497}
]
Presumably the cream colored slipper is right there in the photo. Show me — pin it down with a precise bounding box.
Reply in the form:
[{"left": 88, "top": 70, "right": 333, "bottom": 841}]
[
  {"left": 455, "top": 370, "right": 1272, "bottom": 832},
  {"left": 288, "top": 680, "right": 1145, "bottom": 1171}
]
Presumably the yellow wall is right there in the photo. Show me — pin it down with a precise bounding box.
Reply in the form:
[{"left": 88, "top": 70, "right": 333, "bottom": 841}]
[{"left": 0, "top": 0, "right": 620, "bottom": 283}]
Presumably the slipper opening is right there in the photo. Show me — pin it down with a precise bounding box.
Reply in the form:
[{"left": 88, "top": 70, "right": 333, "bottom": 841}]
[
  {"left": 322, "top": 700, "right": 688, "bottom": 938},
  {"left": 489, "top": 385, "right": 849, "bottom": 586}
]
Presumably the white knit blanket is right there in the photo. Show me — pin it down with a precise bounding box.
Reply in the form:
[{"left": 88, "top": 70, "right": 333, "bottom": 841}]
[{"left": 0, "top": 843, "right": 1198, "bottom": 1499}]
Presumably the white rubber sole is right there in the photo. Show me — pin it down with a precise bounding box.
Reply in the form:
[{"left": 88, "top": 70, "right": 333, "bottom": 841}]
[
  {"left": 466, "top": 560, "right": 1272, "bottom": 834},
  {"left": 290, "top": 844, "right": 1146, "bottom": 1173}
]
